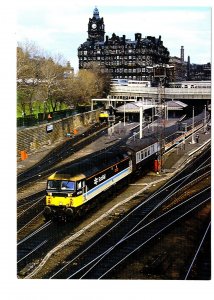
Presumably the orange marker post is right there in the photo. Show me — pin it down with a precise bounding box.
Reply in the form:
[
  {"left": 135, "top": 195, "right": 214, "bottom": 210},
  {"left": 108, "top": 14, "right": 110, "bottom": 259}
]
[{"left": 20, "top": 150, "right": 28, "bottom": 161}]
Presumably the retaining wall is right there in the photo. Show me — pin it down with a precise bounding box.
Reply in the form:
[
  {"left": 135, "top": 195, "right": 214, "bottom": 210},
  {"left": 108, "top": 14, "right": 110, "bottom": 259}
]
[{"left": 17, "top": 109, "right": 101, "bottom": 156}]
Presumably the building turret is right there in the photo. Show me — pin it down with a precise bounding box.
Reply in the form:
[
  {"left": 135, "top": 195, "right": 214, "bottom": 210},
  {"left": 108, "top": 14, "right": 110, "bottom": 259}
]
[{"left": 87, "top": 7, "right": 105, "bottom": 42}]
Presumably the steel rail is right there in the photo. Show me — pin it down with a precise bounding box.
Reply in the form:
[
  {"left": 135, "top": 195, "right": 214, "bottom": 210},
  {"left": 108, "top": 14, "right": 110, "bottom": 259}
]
[
  {"left": 17, "top": 220, "right": 52, "bottom": 244},
  {"left": 17, "top": 240, "right": 48, "bottom": 264},
  {"left": 17, "top": 196, "right": 44, "bottom": 218},
  {"left": 184, "top": 220, "right": 211, "bottom": 280}
]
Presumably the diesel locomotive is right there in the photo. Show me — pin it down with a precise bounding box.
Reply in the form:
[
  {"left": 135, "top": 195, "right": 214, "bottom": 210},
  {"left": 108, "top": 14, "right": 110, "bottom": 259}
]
[{"left": 43, "top": 111, "right": 207, "bottom": 221}]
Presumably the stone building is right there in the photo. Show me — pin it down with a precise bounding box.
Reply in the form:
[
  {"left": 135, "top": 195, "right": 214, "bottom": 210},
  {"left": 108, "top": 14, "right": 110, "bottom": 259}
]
[
  {"left": 78, "top": 7, "right": 171, "bottom": 81},
  {"left": 169, "top": 56, "right": 186, "bottom": 82}
]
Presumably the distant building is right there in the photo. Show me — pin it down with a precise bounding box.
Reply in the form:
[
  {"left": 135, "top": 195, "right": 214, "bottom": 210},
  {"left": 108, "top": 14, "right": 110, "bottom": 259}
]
[
  {"left": 78, "top": 7, "right": 170, "bottom": 82},
  {"left": 169, "top": 47, "right": 211, "bottom": 82},
  {"left": 169, "top": 56, "right": 186, "bottom": 82},
  {"left": 64, "top": 61, "right": 74, "bottom": 78},
  {"left": 187, "top": 60, "right": 211, "bottom": 81}
]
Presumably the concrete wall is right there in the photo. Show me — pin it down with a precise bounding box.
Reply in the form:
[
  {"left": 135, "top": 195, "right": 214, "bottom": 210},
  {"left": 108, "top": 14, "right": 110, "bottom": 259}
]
[{"left": 17, "top": 109, "right": 101, "bottom": 156}]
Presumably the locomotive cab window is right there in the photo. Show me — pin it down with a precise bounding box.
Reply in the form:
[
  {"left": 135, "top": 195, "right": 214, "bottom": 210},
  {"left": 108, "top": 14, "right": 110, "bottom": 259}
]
[
  {"left": 77, "top": 180, "right": 85, "bottom": 190},
  {"left": 61, "top": 181, "right": 75, "bottom": 191},
  {"left": 77, "top": 181, "right": 82, "bottom": 189},
  {"left": 47, "top": 180, "right": 61, "bottom": 190}
]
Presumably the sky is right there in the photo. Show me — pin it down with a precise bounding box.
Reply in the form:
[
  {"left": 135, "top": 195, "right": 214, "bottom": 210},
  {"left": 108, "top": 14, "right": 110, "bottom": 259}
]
[{"left": 16, "top": 0, "right": 212, "bottom": 73}]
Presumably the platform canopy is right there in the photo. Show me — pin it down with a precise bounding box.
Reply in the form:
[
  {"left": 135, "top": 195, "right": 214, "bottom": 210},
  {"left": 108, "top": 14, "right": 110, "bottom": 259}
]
[
  {"left": 116, "top": 100, "right": 155, "bottom": 113},
  {"left": 166, "top": 100, "right": 188, "bottom": 111}
]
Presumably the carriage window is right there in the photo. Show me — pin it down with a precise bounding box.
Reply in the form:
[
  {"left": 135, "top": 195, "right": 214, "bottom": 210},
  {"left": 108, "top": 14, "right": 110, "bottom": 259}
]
[{"left": 61, "top": 181, "right": 75, "bottom": 190}]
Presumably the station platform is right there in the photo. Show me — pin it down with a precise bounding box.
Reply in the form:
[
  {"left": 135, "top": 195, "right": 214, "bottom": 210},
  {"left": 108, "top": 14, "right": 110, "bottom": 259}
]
[
  {"left": 17, "top": 121, "right": 211, "bottom": 178},
  {"left": 17, "top": 122, "right": 139, "bottom": 173},
  {"left": 163, "top": 126, "right": 211, "bottom": 172}
]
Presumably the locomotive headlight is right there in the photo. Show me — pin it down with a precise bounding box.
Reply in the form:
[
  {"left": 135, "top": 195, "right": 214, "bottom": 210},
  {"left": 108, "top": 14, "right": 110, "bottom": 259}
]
[
  {"left": 68, "top": 193, "right": 71, "bottom": 197},
  {"left": 48, "top": 192, "right": 52, "bottom": 196}
]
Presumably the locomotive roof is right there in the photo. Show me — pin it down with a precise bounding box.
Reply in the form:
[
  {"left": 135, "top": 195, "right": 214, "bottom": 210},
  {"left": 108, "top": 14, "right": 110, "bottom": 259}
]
[{"left": 55, "top": 147, "right": 129, "bottom": 179}]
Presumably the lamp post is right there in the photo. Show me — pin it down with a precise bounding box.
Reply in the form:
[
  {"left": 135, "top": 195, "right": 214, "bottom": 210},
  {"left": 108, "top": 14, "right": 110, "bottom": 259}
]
[
  {"left": 140, "top": 106, "right": 143, "bottom": 139},
  {"left": 204, "top": 105, "right": 207, "bottom": 133},
  {"left": 123, "top": 101, "right": 126, "bottom": 126},
  {"left": 191, "top": 106, "right": 195, "bottom": 144}
]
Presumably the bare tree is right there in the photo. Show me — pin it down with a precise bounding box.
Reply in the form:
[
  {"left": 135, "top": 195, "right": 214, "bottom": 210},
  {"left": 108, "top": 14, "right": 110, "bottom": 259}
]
[
  {"left": 39, "top": 54, "right": 67, "bottom": 112},
  {"left": 83, "top": 62, "right": 112, "bottom": 98},
  {"left": 17, "top": 40, "right": 42, "bottom": 115},
  {"left": 72, "top": 66, "right": 111, "bottom": 106}
]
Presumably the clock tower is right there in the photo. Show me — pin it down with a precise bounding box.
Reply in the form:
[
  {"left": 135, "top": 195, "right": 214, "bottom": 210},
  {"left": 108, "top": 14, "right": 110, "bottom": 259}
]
[{"left": 88, "top": 7, "right": 105, "bottom": 42}]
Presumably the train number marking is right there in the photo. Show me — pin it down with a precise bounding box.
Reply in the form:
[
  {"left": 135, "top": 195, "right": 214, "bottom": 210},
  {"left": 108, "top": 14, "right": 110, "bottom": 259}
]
[{"left": 94, "top": 174, "right": 106, "bottom": 185}]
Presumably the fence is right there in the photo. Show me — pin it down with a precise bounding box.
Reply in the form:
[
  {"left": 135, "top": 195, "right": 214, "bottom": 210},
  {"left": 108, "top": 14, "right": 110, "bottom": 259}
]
[{"left": 17, "top": 106, "right": 94, "bottom": 128}]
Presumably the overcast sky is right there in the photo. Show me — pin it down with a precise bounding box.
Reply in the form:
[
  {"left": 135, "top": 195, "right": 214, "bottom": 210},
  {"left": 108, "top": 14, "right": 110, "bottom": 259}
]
[{"left": 16, "top": 0, "right": 212, "bottom": 72}]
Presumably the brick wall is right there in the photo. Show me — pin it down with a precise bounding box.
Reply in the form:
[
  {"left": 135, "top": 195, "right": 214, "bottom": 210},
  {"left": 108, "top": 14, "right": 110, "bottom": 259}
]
[{"left": 17, "top": 109, "right": 101, "bottom": 156}]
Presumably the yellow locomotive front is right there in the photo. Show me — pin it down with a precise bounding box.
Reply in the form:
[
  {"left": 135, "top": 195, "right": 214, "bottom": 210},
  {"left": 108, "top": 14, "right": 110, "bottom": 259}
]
[
  {"left": 99, "top": 110, "right": 109, "bottom": 122},
  {"left": 44, "top": 172, "right": 86, "bottom": 221}
]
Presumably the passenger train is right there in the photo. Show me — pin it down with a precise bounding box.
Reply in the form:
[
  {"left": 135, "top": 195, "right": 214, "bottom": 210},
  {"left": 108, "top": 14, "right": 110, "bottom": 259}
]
[
  {"left": 111, "top": 79, "right": 151, "bottom": 87},
  {"left": 111, "top": 79, "right": 211, "bottom": 89},
  {"left": 43, "top": 111, "right": 207, "bottom": 221},
  {"left": 168, "top": 81, "right": 211, "bottom": 89}
]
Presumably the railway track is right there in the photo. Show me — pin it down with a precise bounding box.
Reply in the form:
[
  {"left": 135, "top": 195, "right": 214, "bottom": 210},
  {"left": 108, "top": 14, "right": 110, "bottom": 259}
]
[
  {"left": 17, "top": 187, "right": 51, "bottom": 245},
  {"left": 63, "top": 188, "right": 210, "bottom": 279},
  {"left": 18, "top": 147, "right": 210, "bottom": 279},
  {"left": 184, "top": 219, "right": 211, "bottom": 280},
  {"left": 17, "top": 122, "right": 108, "bottom": 188}
]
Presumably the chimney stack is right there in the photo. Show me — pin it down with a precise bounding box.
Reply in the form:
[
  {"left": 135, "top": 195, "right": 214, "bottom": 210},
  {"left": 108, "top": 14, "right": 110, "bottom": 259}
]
[{"left": 181, "top": 46, "right": 184, "bottom": 62}]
